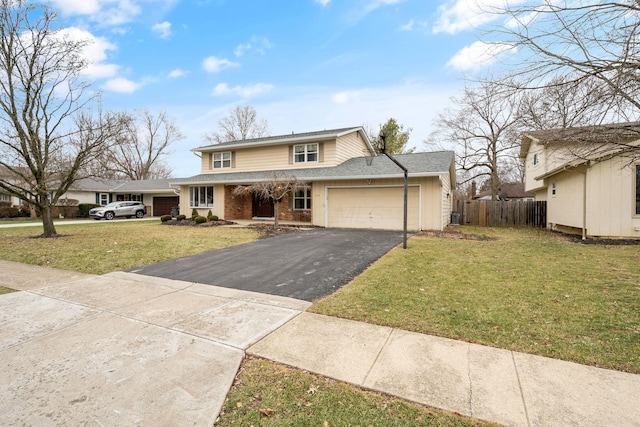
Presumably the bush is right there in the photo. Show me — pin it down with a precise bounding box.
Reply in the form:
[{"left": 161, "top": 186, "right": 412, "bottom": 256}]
[
  {"left": 210, "top": 215, "right": 219, "bottom": 221},
  {"left": 78, "top": 203, "right": 100, "bottom": 217},
  {"left": 194, "top": 215, "right": 207, "bottom": 224},
  {"left": 160, "top": 215, "right": 172, "bottom": 222},
  {"left": 176, "top": 214, "right": 186, "bottom": 220},
  {"left": 191, "top": 208, "right": 198, "bottom": 219},
  {"left": 0, "top": 206, "right": 22, "bottom": 218}
]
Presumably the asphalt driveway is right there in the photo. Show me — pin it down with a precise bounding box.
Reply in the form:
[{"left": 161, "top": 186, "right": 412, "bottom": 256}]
[{"left": 129, "top": 228, "right": 405, "bottom": 301}]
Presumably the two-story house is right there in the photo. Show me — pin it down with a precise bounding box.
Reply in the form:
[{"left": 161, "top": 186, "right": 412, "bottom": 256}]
[
  {"left": 171, "top": 126, "right": 456, "bottom": 231},
  {"left": 520, "top": 122, "right": 640, "bottom": 239}
]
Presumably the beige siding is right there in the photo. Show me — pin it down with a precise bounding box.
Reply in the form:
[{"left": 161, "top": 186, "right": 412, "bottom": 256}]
[
  {"left": 439, "top": 173, "right": 452, "bottom": 228},
  {"left": 546, "top": 168, "right": 585, "bottom": 230},
  {"left": 62, "top": 190, "right": 97, "bottom": 205},
  {"left": 586, "top": 158, "right": 640, "bottom": 238},
  {"left": 335, "top": 131, "right": 369, "bottom": 163},
  {"left": 178, "top": 184, "right": 225, "bottom": 219},
  {"left": 524, "top": 140, "right": 546, "bottom": 192},
  {"left": 201, "top": 140, "right": 340, "bottom": 174}
]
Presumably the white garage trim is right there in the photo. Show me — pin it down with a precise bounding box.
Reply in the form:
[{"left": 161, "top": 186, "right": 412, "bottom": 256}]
[{"left": 324, "top": 184, "right": 422, "bottom": 230}]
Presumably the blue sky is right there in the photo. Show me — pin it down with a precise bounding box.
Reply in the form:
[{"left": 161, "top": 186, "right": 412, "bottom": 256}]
[{"left": 49, "top": 0, "right": 504, "bottom": 177}]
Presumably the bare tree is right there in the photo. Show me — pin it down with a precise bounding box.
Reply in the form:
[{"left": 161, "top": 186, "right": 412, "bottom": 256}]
[
  {"left": 204, "top": 105, "right": 269, "bottom": 144},
  {"left": 100, "top": 108, "right": 184, "bottom": 180},
  {"left": 207, "top": 105, "right": 269, "bottom": 143},
  {"left": 232, "top": 172, "right": 305, "bottom": 227},
  {"left": 519, "top": 76, "right": 612, "bottom": 131},
  {"left": 0, "top": 1, "right": 121, "bottom": 237},
  {"left": 427, "top": 80, "right": 523, "bottom": 200},
  {"left": 484, "top": 1, "right": 640, "bottom": 148}
]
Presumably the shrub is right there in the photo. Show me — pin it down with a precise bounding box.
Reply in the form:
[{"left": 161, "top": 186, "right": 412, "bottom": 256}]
[
  {"left": 0, "top": 206, "right": 22, "bottom": 218},
  {"left": 194, "top": 215, "right": 207, "bottom": 224},
  {"left": 191, "top": 208, "right": 198, "bottom": 219},
  {"left": 78, "top": 203, "right": 100, "bottom": 217},
  {"left": 211, "top": 215, "right": 219, "bottom": 221},
  {"left": 176, "top": 214, "right": 186, "bottom": 220},
  {"left": 207, "top": 209, "right": 213, "bottom": 220},
  {"left": 160, "top": 215, "right": 172, "bottom": 222}
]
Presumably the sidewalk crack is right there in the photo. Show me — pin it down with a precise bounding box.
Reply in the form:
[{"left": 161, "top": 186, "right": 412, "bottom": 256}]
[
  {"left": 511, "top": 351, "right": 532, "bottom": 427},
  {"left": 362, "top": 327, "right": 394, "bottom": 386}
]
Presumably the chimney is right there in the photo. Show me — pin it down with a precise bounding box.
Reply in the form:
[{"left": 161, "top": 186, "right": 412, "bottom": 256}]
[{"left": 471, "top": 181, "right": 476, "bottom": 200}]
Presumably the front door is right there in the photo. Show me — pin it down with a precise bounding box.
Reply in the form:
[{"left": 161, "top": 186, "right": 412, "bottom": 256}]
[{"left": 252, "top": 192, "right": 274, "bottom": 218}]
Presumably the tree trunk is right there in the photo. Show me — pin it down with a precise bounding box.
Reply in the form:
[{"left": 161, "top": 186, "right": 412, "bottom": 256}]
[
  {"left": 41, "top": 203, "right": 58, "bottom": 237},
  {"left": 273, "top": 200, "right": 279, "bottom": 228}
]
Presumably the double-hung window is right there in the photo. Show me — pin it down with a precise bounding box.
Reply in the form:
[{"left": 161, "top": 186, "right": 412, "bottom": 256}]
[
  {"left": 294, "top": 144, "right": 318, "bottom": 163},
  {"left": 212, "top": 152, "right": 232, "bottom": 169},
  {"left": 293, "top": 188, "right": 311, "bottom": 210},
  {"left": 190, "top": 186, "right": 214, "bottom": 208}
]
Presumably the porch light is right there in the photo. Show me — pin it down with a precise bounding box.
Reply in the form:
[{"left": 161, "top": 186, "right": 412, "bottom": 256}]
[{"left": 378, "top": 130, "right": 408, "bottom": 249}]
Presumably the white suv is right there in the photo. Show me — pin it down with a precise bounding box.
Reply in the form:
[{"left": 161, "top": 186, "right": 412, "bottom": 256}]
[{"left": 89, "top": 201, "right": 147, "bottom": 220}]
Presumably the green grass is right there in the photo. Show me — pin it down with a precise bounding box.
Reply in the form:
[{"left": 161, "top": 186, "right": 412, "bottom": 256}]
[
  {"left": 0, "top": 286, "right": 16, "bottom": 295},
  {"left": 0, "top": 221, "right": 258, "bottom": 275},
  {"left": 311, "top": 227, "right": 640, "bottom": 374},
  {"left": 218, "top": 357, "right": 496, "bottom": 427}
]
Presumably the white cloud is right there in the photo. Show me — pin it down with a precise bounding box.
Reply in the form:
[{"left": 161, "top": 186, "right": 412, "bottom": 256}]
[
  {"left": 401, "top": 19, "right": 415, "bottom": 31},
  {"left": 346, "top": 0, "right": 403, "bottom": 24},
  {"left": 202, "top": 56, "right": 239, "bottom": 73},
  {"left": 331, "top": 90, "right": 362, "bottom": 104},
  {"left": 234, "top": 36, "right": 273, "bottom": 57},
  {"left": 433, "top": 0, "right": 525, "bottom": 34},
  {"left": 152, "top": 21, "right": 172, "bottom": 39},
  {"left": 102, "top": 77, "right": 141, "bottom": 93},
  {"left": 212, "top": 82, "right": 273, "bottom": 98},
  {"left": 168, "top": 68, "right": 188, "bottom": 78},
  {"left": 55, "top": 27, "right": 119, "bottom": 79},
  {"left": 446, "top": 41, "right": 516, "bottom": 71},
  {"left": 234, "top": 43, "right": 251, "bottom": 57},
  {"left": 49, "top": 0, "right": 180, "bottom": 26},
  {"left": 316, "top": 0, "right": 331, "bottom": 6}
]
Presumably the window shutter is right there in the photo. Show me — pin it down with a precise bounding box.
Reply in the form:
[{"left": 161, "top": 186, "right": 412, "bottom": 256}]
[
  {"left": 288, "top": 190, "right": 293, "bottom": 209},
  {"left": 231, "top": 151, "right": 236, "bottom": 168},
  {"left": 289, "top": 145, "right": 293, "bottom": 164},
  {"left": 318, "top": 143, "right": 324, "bottom": 163},
  {"left": 95, "top": 193, "right": 99, "bottom": 204}
]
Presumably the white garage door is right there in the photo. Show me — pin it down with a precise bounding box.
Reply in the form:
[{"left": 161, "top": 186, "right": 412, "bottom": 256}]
[{"left": 326, "top": 186, "right": 420, "bottom": 231}]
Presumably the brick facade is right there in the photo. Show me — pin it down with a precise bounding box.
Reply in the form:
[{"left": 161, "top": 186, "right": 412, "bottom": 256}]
[{"left": 223, "top": 184, "right": 312, "bottom": 223}]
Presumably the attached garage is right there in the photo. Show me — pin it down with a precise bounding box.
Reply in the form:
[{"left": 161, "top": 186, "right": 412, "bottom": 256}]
[
  {"left": 152, "top": 196, "right": 179, "bottom": 216},
  {"left": 326, "top": 186, "right": 420, "bottom": 231}
]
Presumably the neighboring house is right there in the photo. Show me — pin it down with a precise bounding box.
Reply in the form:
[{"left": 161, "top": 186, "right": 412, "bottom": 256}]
[
  {"left": 170, "top": 127, "right": 456, "bottom": 231},
  {"left": 520, "top": 122, "right": 640, "bottom": 239},
  {"left": 66, "top": 178, "right": 179, "bottom": 217},
  {"left": 472, "top": 182, "right": 534, "bottom": 201}
]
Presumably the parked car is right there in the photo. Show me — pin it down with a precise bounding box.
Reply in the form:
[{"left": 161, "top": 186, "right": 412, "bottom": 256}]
[{"left": 89, "top": 202, "right": 147, "bottom": 220}]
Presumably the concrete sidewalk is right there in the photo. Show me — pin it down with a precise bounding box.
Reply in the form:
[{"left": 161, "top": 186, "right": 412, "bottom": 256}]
[
  {"left": 249, "top": 313, "right": 640, "bottom": 427},
  {"left": 1, "top": 261, "right": 639, "bottom": 426}
]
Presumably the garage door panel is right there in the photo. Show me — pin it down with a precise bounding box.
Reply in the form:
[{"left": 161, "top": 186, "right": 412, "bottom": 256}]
[
  {"left": 327, "top": 187, "right": 419, "bottom": 231},
  {"left": 153, "top": 196, "right": 179, "bottom": 217}
]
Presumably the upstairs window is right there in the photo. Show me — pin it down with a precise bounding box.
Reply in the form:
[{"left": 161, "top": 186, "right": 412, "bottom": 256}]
[
  {"left": 533, "top": 153, "right": 539, "bottom": 166},
  {"left": 294, "top": 143, "right": 318, "bottom": 163},
  {"left": 212, "top": 152, "right": 232, "bottom": 169}
]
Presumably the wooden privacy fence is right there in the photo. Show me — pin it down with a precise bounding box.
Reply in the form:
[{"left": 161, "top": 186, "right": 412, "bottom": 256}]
[{"left": 454, "top": 200, "right": 547, "bottom": 228}]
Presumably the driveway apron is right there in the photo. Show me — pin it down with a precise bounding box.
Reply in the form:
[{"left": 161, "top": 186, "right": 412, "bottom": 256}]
[{"left": 128, "top": 228, "right": 405, "bottom": 301}]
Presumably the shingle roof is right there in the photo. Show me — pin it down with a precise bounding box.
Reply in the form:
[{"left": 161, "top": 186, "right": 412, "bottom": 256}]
[
  {"left": 71, "top": 178, "right": 175, "bottom": 193},
  {"left": 520, "top": 122, "right": 640, "bottom": 158},
  {"left": 192, "top": 126, "right": 368, "bottom": 152},
  {"left": 169, "top": 151, "right": 455, "bottom": 186}
]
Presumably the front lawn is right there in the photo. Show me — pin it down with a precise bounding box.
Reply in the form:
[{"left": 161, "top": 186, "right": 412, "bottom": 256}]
[
  {"left": 0, "top": 222, "right": 258, "bottom": 275},
  {"left": 311, "top": 227, "right": 640, "bottom": 374}
]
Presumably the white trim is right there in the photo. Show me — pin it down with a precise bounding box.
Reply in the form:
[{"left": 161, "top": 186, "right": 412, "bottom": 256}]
[{"left": 324, "top": 184, "right": 422, "bottom": 230}]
